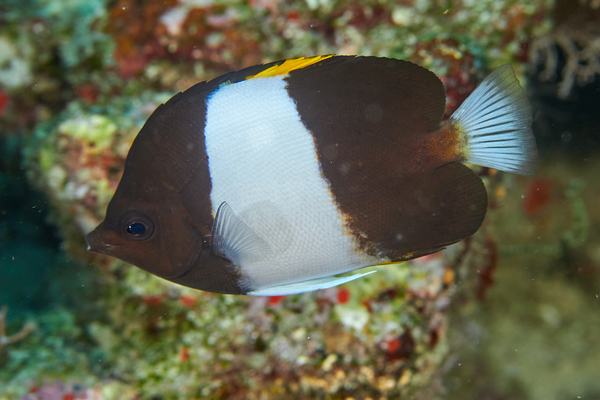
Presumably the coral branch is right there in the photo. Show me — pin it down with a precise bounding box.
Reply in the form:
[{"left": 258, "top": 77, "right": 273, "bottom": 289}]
[
  {"left": 530, "top": 16, "right": 600, "bottom": 99},
  {"left": 0, "top": 306, "right": 36, "bottom": 351}
]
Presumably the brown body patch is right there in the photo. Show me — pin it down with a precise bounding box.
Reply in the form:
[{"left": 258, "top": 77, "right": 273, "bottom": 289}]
[{"left": 286, "top": 56, "right": 488, "bottom": 260}]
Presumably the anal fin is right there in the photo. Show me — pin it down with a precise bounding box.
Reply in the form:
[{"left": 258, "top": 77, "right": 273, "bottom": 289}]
[{"left": 248, "top": 270, "right": 377, "bottom": 296}]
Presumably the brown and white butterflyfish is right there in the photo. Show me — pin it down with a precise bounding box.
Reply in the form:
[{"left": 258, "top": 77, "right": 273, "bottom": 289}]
[{"left": 85, "top": 55, "right": 537, "bottom": 295}]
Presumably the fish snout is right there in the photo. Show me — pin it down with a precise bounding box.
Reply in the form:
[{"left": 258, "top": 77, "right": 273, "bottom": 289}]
[{"left": 85, "top": 224, "right": 115, "bottom": 255}]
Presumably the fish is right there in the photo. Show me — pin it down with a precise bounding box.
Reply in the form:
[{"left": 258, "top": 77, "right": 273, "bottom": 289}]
[{"left": 85, "top": 55, "right": 537, "bottom": 296}]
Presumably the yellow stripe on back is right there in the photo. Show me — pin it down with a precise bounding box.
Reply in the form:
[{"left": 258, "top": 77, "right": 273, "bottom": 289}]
[{"left": 247, "top": 55, "right": 333, "bottom": 80}]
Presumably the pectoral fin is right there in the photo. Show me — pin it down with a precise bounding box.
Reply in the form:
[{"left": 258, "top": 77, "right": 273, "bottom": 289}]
[{"left": 211, "top": 202, "right": 271, "bottom": 265}]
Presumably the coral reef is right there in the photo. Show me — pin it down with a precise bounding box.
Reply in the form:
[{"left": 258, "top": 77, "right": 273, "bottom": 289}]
[
  {"left": 21, "top": 380, "right": 105, "bottom": 400},
  {"left": 80, "top": 257, "right": 460, "bottom": 399},
  {"left": 530, "top": 21, "right": 600, "bottom": 100},
  {"left": 528, "top": 0, "right": 600, "bottom": 156},
  {"left": 6, "top": 0, "right": 596, "bottom": 400},
  {"left": 529, "top": 0, "right": 600, "bottom": 99}
]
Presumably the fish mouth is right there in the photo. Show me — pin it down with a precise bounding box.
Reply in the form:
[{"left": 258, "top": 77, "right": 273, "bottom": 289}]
[
  {"left": 86, "top": 241, "right": 112, "bottom": 255},
  {"left": 85, "top": 227, "right": 117, "bottom": 256}
]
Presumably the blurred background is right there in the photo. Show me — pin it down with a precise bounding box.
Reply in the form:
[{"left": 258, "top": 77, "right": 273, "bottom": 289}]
[{"left": 0, "top": 0, "right": 599, "bottom": 399}]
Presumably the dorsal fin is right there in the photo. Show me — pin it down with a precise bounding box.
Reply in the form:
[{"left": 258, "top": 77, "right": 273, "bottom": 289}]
[{"left": 247, "top": 55, "right": 333, "bottom": 79}]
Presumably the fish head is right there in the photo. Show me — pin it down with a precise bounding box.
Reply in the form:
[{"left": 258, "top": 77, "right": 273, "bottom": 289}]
[
  {"left": 85, "top": 91, "right": 216, "bottom": 282},
  {"left": 85, "top": 158, "right": 207, "bottom": 282}
]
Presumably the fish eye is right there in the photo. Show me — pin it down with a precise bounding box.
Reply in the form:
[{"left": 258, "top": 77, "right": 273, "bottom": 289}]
[
  {"left": 120, "top": 211, "right": 155, "bottom": 240},
  {"left": 127, "top": 222, "right": 147, "bottom": 235}
]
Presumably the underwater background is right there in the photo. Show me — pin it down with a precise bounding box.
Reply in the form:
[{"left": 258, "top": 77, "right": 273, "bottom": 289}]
[{"left": 1, "top": 0, "right": 599, "bottom": 399}]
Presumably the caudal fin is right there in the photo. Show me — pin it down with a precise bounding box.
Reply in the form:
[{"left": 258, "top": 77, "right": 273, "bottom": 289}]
[{"left": 450, "top": 65, "right": 537, "bottom": 175}]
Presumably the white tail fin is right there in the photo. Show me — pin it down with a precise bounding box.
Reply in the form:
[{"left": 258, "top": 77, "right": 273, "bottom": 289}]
[{"left": 450, "top": 65, "right": 537, "bottom": 175}]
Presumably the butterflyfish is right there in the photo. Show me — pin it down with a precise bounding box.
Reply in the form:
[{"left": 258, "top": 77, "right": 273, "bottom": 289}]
[{"left": 85, "top": 56, "right": 537, "bottom": 295}]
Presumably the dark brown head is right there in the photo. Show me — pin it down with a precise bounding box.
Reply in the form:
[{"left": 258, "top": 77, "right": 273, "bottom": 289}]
[
  {"left": 85, "top": 181, "right": 205, "bottom": 281},
  {"left": 85, "top": 87, "right": 215, "bottom": 284}
]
